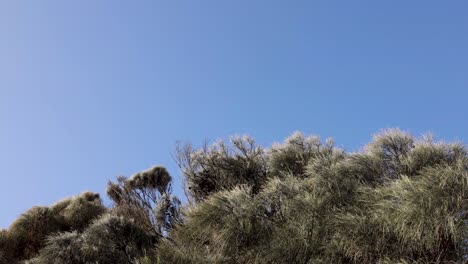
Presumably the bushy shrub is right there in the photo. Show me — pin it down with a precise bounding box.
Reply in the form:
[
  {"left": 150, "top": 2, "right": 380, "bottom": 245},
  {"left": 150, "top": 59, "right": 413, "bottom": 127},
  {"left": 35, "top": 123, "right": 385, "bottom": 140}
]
[
  {"left": 7, "top": 206, "right": 64, "bottom": 261},
  {"left": 0, "top": 229, "right": 12, "bottom": 263},
  {"left": 2, "top": 192, "right": 105, "bottom": 263},
  {"left": 161, "top": 130, "right": 468, "bottom": 263},
  {"left": 269, "top": 132, "right": 343, "bottom": 179},
  {"left": 31, "top": 215, "right": 157, "bottom": 264},
  {"left": 51, "top": 191, "right": 106, "bottom": 231},
  {"left": 106, "top": 166, "right": 181, "bottom": 236},
  {"left": 29, "top": 231, "right": 83, "bottom": 264},
  {"left": 176, "top": 136, "right": 268, "bottom": 201},
  {"left": 5, "top": 129, "right": 467, "bottom": 264},
  {"left": 80, "top": 214, "right": 157, "bottom": 263}
]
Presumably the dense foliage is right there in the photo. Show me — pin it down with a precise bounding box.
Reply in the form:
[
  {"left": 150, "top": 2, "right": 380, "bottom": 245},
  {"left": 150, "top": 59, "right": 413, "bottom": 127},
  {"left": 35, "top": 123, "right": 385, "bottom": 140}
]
[
  {"left": 0, "top": 192, "right": 105, "bottom": 263},
  {"left": 1, "top": 129, "right": 467, "bottom": 263}
]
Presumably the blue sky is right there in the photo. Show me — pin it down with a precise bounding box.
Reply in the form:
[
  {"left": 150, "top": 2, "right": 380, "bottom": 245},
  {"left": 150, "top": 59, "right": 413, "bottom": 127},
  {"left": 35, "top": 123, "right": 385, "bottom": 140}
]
[{"left": 1, "top": 1, "right": 467, "bottom": 228}]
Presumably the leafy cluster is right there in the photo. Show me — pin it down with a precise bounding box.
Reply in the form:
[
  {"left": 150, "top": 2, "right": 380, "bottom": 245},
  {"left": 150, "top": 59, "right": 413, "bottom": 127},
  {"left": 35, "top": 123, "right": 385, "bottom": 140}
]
[
  {"left": 27, "top": 215, "right": 156, "bottom": 264},
  {"left": 106, "top": 166, "right": 181, "bottom": 236},
  {"left": 176, "top": 136, "right": 268, "bottom": 202},
  {"left": 1, "top": 166, "right": 179, "bottom": 264},
  {"left": 0, "top": 192, "right": 105, "bottom": 262},
  {"left": 163, "top": 130, "right": 468, "bottom": 263},
  {"left": 1, "top": 129, "right": 467, "bottom": 263}
]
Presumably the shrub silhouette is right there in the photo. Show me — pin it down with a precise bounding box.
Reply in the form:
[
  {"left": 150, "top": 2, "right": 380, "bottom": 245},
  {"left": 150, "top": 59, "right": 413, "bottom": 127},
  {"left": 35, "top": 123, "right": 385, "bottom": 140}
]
[
  {"left": 1, "top": 192, "right": 105, "bottom": 263},
  {"left": 3, "top": 129, "right": 467, "bottom": 263},
  {"left": 268, "top": 132, "right": 343, "bottom": 179},
  {"left": 25, "top": 231, "right": 83, "bottom": 264},
  {"left": 30, "top": 215, "right": 156, "bottom": 264},
  {"left": 160, "top": 129, "right": 468, "bottom": 263},
  {"left": 6, "top": 206, "right": 64, "bottom": 261},
  {"left": 106, "top": 166, "right": 181, "bottom": 237},
  {"left": 51, "top": 191, "right": 105, "bottom": 231},
  {"left": 176, "top": 136, "right": 268, "bottom": 202}
]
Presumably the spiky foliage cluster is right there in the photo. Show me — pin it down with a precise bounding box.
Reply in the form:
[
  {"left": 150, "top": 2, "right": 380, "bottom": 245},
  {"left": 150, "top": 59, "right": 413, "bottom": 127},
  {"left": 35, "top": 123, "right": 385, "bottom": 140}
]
[
  {"left": 50, "top": 191, "right": 106, "bottom": 231},
  {"left": 2, "top": 167, "right": 182, "bottom": 263},
  {"left": 161, "top": 129, "right": 468, "bottom": 263},
  {"left": 0, "top": 229, "right": 11, "bottom": 263},
  {"left": 268, "top": 131, "right": 341, "bottom": 178},
  {"left": 0, "top": 192, "right": 105, "bottom": 263},
  {"left": 3, "top": 129, "right": 467, "bottom": 263},
  {"left": 176, "top": 136, "right": 268, "bottom": 202},
  {"left": 106, "top": 166, "right": 181, "bottom": 236},
  {"left": 29, "top": 215, "right": 156, "bottom": 264}
]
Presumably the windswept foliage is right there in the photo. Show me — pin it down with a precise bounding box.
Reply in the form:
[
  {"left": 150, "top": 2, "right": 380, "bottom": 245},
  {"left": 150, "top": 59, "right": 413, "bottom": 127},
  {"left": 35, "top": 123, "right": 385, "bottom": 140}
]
[
  {"left": 106, "top": 166, "right": 181, "bottom": 236},
  {"left": 161, "top": 129, "right": 468, "bottom": 263},
  {"left": 269, "top": 131, "right": 342, "bottom": 179},
  {"left": 176, "top": 136, "right": 268, "bottom": 202},
  {"left": 50, "top": 191, "right": 106, "bottom": 231},
  {"left": 2, "top": 129, "right": 467, "bottom": 263},
  {"left": 31, "top": 215, "right": 156, "bottom": 264},
  {"left": 0, "top": 192, "right": 105, "bottom": 263}
]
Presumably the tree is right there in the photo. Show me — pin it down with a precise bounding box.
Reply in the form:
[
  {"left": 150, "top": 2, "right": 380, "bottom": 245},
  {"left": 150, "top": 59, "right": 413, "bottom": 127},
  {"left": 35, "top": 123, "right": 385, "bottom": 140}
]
[
  {"left": 3, "top": 129, "right": 467, "bottom": 263},
  {"left": 176, "top": 136, "right": 268, "bottom": 202},
  {"left": 106, "top": 166, "right": 182, "bottom": 237},
  {"left": 160, "top": 129, "right": 468, "bottom": 263},
  {"left": 30, "top": 215, "right": 157, "bottom": 264},
  {"left": 0, "top": 192, "right": 105, "bottom": 263}
]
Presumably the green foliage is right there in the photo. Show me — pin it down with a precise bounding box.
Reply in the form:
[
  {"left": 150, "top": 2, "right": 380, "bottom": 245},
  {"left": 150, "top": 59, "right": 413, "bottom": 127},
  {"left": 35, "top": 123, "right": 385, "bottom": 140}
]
[
  {"left": 328, "top": 162, "right": 468, "bottom": 262},
  {"left": 106, "top": 166, "right": 181, "bottom": 236},
  {"left": 2, "top": 192, "right": 105, "bottom": 263},
  {"left": 159, "top": 176, "right": 331, "bottom": 264},
  {"left": 51, "top": 191, "right": 106, "bottom": 231},
  {"left": 133, "top": 255, "right": 160, "bottom": 264},
  {"left": 6, "top": 206, "right": 65, "bottom": 261},
  {"left": 31, "top": 215, "right": 157, "bottom": 264},
  {"left": 127, "top": 166, "right": 172, "bottom": 193},
  {"left": 4, "top": 129, "right": 467, "bottom": 263},
  {"left": 269, "top": 131, "right": 343, "bottom": 179},
  {"left": 161, "top": 130, "right": 468, "bottom": 263},
  {"left": 0, "top": 229, "right": 12, "bottom": 263},
  {"left": 28, "top": 231, "right": 83, "bottom": 264},
  {"left": 80, "top": 214, "right": 156, "bottom": 263},
  {"left": 176, "top": 136, "right": 268, "bottom": 202}
]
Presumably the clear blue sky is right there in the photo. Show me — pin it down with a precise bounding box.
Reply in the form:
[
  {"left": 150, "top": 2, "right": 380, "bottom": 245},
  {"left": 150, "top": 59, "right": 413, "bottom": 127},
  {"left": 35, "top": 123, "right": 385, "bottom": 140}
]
[{"left": 1, "top": 1, "right": 467, "bottom": 228}]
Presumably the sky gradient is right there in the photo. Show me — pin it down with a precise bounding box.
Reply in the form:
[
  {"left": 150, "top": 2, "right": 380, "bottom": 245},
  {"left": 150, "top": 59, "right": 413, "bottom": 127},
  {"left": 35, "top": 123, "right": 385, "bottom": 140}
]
[{"left": 1, "top": 1, "right": 467, "bottom": 228}]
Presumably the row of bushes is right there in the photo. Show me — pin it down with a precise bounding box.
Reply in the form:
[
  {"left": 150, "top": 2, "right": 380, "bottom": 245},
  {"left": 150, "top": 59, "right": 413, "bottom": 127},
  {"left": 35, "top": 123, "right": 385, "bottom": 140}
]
[{"left": 1, "top": 129, "right": 467, "bottom": 263}]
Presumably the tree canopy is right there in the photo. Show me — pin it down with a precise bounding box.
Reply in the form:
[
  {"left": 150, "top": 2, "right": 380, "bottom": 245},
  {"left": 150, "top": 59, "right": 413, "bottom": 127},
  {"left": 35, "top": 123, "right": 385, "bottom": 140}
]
[{"left": 1, "top": 129, "right": 467, "bottom": 263}]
